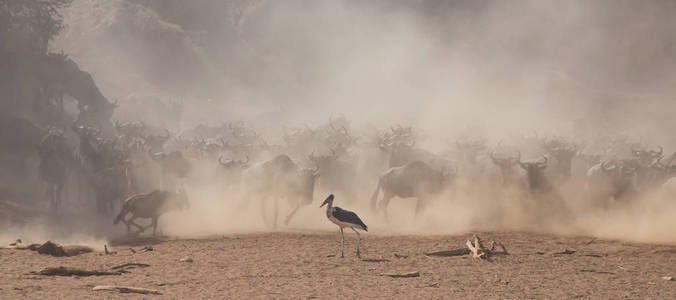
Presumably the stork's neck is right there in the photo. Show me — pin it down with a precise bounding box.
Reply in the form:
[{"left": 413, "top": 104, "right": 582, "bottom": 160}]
[{"left": 324, "top": 201, "right": 333, "bottom": 217}]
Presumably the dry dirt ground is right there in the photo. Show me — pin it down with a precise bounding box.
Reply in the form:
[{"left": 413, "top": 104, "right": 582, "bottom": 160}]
[{"left": 2, "top": 231, "right": 676, "bottom": 299}]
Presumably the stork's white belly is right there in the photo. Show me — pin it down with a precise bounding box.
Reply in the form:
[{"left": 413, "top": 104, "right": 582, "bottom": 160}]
[{"left": 328, "top": 215, "right": 359, "bottom": 229}]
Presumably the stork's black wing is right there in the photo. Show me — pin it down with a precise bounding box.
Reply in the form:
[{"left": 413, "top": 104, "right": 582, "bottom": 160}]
[{"left": 332, "top": 207, "right": 368, "bottom": 231}]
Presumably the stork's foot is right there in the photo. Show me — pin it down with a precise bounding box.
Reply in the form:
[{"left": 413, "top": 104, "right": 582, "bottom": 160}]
[{"left": 356, "top": 252, "right": 360, "bottom": 257}]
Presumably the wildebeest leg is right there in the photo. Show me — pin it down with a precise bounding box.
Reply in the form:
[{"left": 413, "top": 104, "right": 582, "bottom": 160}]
[
  {"left": 151, "top": 216, "right": 159, "bottom": 236},
  {"left": 121, "top": 217, "right": 131, "bottom": 232},
  {"left": 284, "top": 202, "right": 302, "bottom": 226},
  {"left": 414, "top": 196, "right": 425, "bottom": 218},
  {"left": 272, "top": 196, "right": 279, "bottom": 229},
  {"left": 379, "top": 192, "right": 394, "bottom": 220},
  {"left": 260, "top": 195, "right": 274, "bottom": 228},
  {"left": 127, "top": 216, "right": 145, "bottom": 233}
]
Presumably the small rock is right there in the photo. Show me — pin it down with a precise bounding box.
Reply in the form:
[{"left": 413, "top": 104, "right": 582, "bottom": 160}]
[
  {"left": 663, "top": 276, "right": 674, "bottom": 281},
  {"left": 180, "top": 257, "right": 193, "bottom": 263}
]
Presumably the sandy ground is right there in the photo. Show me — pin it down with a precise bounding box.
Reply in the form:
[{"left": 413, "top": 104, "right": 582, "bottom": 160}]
[{"left": 2, "top": 231, "right": 676, "bottom": 299}]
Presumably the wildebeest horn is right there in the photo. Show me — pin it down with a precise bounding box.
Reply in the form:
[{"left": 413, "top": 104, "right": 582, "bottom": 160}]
[
  {"left": 538, "top": 156, "right": 548, "bottom": 169},
  {"left": 653, "top": 145, "right": 663, "bottom": 157},
  {"left": 601, "top": 160, "right": 615, "bottom": 172},
  {"left": 218, "top": 155, "right": 231, "bottom": 166}
]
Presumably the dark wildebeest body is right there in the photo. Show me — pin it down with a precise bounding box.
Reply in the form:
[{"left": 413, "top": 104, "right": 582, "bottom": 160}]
[
  {"left": 370, "top": 160, "right": 448, "bottom": 218},
  {"left": 242, "top": 154, "right": 318, "bottom": 228},
  {"left": 38, "top": 147, "right": 69, "bottom": 212},
  {"left": 113, "top": 188, "right": 189, "bottom": 235},
  {"left": 37, "top": 131, "right": 74, "bottom": 213},
  {"left": 92, "top": 165, "right": 129, "bottom": 215}
]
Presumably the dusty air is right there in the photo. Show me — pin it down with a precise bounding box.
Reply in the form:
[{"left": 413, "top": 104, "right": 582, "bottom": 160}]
[{"left": 2, "top": 0, "right": 676, "bottom": 298}]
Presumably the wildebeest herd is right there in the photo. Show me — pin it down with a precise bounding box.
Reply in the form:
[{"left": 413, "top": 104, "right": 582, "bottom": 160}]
[{"left": 32, "top": 115, "right": 676, "bottom": 234}]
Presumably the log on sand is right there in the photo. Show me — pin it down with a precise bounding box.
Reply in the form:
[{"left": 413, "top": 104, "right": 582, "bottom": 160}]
[
  {"left": 33, "top": 266, "right": 122, "bottom": 276},
  {"left": 381, "top": 271, "right": 420, "bottom": 278},
  {"left": 425, "top": 235, "right": 508, "bottom": 260},
  {"left": 92, "top": 285, "right": 162, "bottom": 295},
  {"left": 9, "top": 240, "right": 94, "bottom": 257}
]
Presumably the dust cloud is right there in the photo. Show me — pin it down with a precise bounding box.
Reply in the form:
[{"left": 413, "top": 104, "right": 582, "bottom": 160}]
[{"left": 4, "top": 0, "right": 676, "bottom": 246}]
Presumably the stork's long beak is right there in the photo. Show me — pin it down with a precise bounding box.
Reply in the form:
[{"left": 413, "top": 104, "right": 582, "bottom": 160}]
[{"left": 320, "top": 194, "right": 334, "bottom": 208}]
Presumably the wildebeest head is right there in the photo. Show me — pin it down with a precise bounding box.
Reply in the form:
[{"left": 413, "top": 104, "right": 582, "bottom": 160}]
[
  {"left": 456, "top": 138, "right": 486, "bottom": 164},
  {"left": 218, "top": 155, "right": 250, "bottom": 170},
  {"left": 151, "top": 151, "right": 191, "bottom": 178},
  {"left": 518, "top": 156, "right": 549, "bottom": 191},
  {"left": 378, "top": 125, "right": 415, "bottom": 152},
  {"left": 308, "top": 149, "right": 339, "bottom": 169},
  {"left": 114, "top": 120, "right": 145, "bottom": 138},
  {"left": 490, "top": 148, "right": 521, "bottom": 170},
  {"left": 600, "top": 160, "right": 637, "bottom": 196},
  {"left": 630, "top": 144, "right": 663, "bottom": 166}
]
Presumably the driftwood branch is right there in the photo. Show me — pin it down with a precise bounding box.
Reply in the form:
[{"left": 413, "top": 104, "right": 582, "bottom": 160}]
[
  {"left": 381, "top": 271, "right": 420, "bottom": 278},
  {"left": 425, "top": 248, "right": 470, "bottom": 257},
  {"left": 33, "top": 266, "right": 122, "bottom": 276},
  {"left": 111, "top": 262, "right": 150, "bottom": 270},
  {"left": 426, "top": 235, "right": 508, "bottom": 260},
  {"left": 92, "top": 285, "right": 162, "bottom": 295}
]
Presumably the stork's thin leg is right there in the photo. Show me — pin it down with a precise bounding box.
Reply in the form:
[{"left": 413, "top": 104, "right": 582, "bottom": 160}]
[
  {"left": 351, "top": 227, "right": 361, "bottom": 257},
  {"left": 340, "top": 228, "right": 345, "bottom": 258}
]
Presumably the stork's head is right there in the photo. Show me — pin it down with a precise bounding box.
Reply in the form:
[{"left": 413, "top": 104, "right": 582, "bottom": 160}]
[{"left": 320, "top": 194, "right": 334, "bottom": 208}]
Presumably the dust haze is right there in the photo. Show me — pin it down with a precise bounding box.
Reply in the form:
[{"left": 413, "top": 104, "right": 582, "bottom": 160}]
[{"left": 4, "top": 0, "right": 676, "bottom": 247}]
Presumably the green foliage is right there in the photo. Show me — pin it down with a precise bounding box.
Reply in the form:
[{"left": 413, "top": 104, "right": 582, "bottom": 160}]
[{"left": 0, "top": 0, "right": 73, "bottom": 54}]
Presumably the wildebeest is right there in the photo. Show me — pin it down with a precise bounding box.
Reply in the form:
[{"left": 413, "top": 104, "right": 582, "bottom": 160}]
[
  {"left": 518, "top": 156, "right": 553, "bottom": 194},
  {"left": 370, "top": 160, "right": 450, "bottom": 218},
  {"left": 541, "top": 137, "right": 578, "bottom": 185},
  {"left": 217, "top": 155, "right": 250, "bottom": 189},
  {"left": 113, "top": 187, "right": 190, "bottom": 235},
  {"left": 37, "top": 129, "right": 75, "bottom": 213},
  {"left": 149, "top": 150, "right": 192, "bottom": 188},
  {"left": 92, "top": 163, "right": 131, "bottom": 215},
  {"left": 490, "top": 149, "right": 523, "bottom": 187},
  {"left": 308, "top": 149, "right": 358, "bottom": 203},
  {"left": 585, "top": 159, "right": 637, "bottom": 208},
  {"left": 241, "top": 154, "right": 319, "bottom": 228},
  {"left": 378, "top": 125, "right": 437, "bottom": 168},
  {"left": 630, "top": 145, "right": 663, "bottom": 188}
]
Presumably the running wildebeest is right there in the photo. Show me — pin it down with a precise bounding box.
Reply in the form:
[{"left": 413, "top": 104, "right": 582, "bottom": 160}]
[
  {"left": 241, "top": 154, "right": 319, "bottom": 228},
  {"left": 113, "top": 187, "right": 190, "bottom": 235},
  {"left": 370, "top": 160, "right": 451, "bottom": 219}
]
